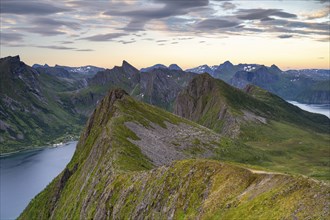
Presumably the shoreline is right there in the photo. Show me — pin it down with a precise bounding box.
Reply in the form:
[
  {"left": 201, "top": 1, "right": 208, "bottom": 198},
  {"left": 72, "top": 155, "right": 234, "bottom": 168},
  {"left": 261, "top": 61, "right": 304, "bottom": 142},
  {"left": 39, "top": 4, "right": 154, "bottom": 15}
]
[{"left": 0, "top": 141, "right": 77, "bottom": 158}]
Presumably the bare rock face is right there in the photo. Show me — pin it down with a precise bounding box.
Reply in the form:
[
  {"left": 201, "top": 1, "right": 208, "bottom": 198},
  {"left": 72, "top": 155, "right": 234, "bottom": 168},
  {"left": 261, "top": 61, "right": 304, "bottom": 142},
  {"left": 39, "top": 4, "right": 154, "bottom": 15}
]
[
  {"left": 125, "top": 121, "right": 220, "bottom": 166},
  {"left": 173, "top": 74, "right": 269, "bottom": 138},
  {"left": 174, "top": 73, "right": 217, "bottom": 121},
  {"left": 174, "top": 73, "right": 240, "bottom": 137}
]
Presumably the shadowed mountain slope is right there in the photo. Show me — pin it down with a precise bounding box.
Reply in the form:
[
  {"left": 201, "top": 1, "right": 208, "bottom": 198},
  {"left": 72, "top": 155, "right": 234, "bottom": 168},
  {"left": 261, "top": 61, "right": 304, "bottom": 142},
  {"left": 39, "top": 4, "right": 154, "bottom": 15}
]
[{"left": 0, "top": 56, "right": 85, "bottom": 153}]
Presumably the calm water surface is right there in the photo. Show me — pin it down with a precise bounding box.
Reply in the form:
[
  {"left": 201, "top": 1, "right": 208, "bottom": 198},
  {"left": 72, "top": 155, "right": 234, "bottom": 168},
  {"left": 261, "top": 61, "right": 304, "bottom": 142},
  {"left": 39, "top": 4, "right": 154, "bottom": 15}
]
[
  {"left": 0, "top": 141, "right": 77, "bottom": 219},
  {"left": 288, "top": 101, "right": 330, "bottom": 118}
]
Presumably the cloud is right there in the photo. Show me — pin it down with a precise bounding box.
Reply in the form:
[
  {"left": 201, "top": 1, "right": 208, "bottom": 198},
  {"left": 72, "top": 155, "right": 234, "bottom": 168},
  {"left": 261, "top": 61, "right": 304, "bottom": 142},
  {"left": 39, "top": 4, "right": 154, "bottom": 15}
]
[
  {"left": 75, "top": 49, "right": 94, "bottom": 52},
  {"left": 278, "top": 34, "right": 293, "bottom": 39},
  {"left": 18, "top": 27, "right": 66, "bottom": 36},
  {"left": 59, "top": 41, "right": 74, "bottom": 44},
  {"left": 118, "top": 40, "right": 136, "bottom": 44},
  {"left": 31, "top": 17, "right": 80, "bottom": 30},
  {"left": 1, "top": 1, "right": 71, "bottom": 15},
  {"left": 196, "top": 19, "right": 240, "bottom": 30},
  {"left": 221, "top": 2, "right": 236, "bottom": 10},
  {"left": 262, "top": 19, "right": 329, "bottom": 32},
  {"left": 104, "top": 0, "right": 210, "bottom": 32},
  {"left": 236, "top": 9, "right": 297, "bottom": 20},
  {"left": 1, "top": 32, "right": 24, "bottom": 42},
  {"left": 142, "top": 38, "right": 154, "bottom": 41},
  {"left": 316, "top": 0, "right": 329, "bottom": 3},
  {"left": 80, "top": 33, "right": 128, "bottom": 41},
  {"left": 36, "top": 45, "right": 76, "bottom": 50},
  {"left": 303, "top": 6, "right": 330, "bottom": 19}
]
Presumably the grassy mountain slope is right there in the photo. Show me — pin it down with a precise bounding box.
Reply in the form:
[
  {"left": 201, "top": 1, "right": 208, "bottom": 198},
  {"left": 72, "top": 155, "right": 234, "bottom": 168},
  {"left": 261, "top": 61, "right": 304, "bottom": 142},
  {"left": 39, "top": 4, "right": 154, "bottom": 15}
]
[
  {"left": 20, "top": 89, "right": 329, "bottom": 219},
  {"left": 0, "top": 56, "right": 86, "bottom": 153},
  {"left": 174, "top": 74, "right": 330, "bottom": 179}
]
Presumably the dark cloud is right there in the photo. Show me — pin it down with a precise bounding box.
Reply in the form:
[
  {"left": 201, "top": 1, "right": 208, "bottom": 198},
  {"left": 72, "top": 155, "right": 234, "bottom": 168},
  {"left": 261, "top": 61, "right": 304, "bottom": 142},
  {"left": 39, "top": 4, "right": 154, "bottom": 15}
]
[
  {"left": 1, "top": 32, "right": 24, "bottom": 42},
  {"left": 260, "top": 17, "right": 276, "bottom": 21},
  {"left": 221, "top": 2, "right": 236, "bottom": 10},
  {"left": 60, "top": 41, "right": 74, "bottom": 44},
  {"left": 156, "top": 40, "right": 168, "bottom": 42},
  {"left": 31, "top": 17, "right": 80, "bottom": 30},
  {"left": 278, "top": 34, "right": 293, "bottom": 39},
  {"left": 118, "top": 40, "right": 136, "bottom": 44},
  {"left": 18, "top": 27, "right": 66, "bottom": 36},
  {"left": 154, "top": 0, "right": 209, "bottom": 9},
  {"left": 171, "top": 42, "right": 179, "bottom": 44},
  {"left": 76, "top": 49, "right": 94, "bottom": 52},
  {"left": 196, "top": 19, "right": 240, "bottom": 30},
  {"left": 80, "top": 33, "right": 127, "bottom": 41},
  {"left": 236, "top": 9, "right": 297, "bottom": 20},
  {"left": 1, "top": 1, "right": 71, "bottom": 15},
  {"left": 104, "top": 0, "right": 210, "bottom": 32},
  {"left": 36, "top": 45, "right": 76, "bottom": 50}
]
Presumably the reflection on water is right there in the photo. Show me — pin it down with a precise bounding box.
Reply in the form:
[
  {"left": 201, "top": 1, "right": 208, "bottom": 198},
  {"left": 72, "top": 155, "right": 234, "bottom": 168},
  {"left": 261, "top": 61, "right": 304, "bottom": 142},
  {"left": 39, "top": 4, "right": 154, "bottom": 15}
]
[
  {"left": 0, "top": 141, "right": 77, "bottom": 219},
  {"left": 287, "top": 101, "right": 330, "bottom": 118}
]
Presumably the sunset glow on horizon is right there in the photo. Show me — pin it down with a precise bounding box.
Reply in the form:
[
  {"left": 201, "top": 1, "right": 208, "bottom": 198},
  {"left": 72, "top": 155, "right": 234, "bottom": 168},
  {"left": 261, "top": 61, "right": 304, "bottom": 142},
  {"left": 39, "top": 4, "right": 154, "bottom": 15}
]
[{"left": 1, "top": 0, "right": 329, "bottom": 70}]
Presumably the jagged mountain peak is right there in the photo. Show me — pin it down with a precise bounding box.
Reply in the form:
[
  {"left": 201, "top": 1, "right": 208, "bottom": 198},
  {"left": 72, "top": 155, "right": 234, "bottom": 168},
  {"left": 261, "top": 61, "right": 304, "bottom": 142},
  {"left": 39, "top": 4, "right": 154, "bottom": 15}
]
[
  {"left": 222, "top": 60, "right": 234, "bottom": 66},
  {"left": 121, "top": 60, "right": 139, "bottom": 75},
  {"left": 0, "top": 55, "right": 22, "bottom": 66},
  {"left": 168, "top": 64, "right": 182, "bottom": 71},
  {"left": 270, "top": 64, "right": 282, "bottom": 73}
]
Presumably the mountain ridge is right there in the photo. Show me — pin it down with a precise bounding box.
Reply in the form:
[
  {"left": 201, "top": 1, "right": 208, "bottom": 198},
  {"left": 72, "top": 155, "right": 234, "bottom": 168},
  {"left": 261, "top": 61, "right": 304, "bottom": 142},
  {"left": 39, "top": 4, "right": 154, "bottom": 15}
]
[{"left": 19, "top": 88, "right": 330, "bottom": 219}]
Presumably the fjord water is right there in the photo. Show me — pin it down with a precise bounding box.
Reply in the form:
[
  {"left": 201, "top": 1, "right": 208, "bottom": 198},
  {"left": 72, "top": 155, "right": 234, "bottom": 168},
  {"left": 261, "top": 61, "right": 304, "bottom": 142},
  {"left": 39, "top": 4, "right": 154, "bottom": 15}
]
[
  {"left": 288, "top": 101, "right": 330, "bottom": 118},
  {"left": 0, "top": 141, "right": 77, "bottom": 219}
]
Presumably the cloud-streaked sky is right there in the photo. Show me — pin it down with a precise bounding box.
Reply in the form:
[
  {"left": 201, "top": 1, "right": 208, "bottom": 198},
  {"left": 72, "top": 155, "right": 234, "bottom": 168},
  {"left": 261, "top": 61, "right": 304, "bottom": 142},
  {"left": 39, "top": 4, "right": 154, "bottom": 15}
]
[{"left": 1, "top": 0, "right": 329, "bottom": 69}]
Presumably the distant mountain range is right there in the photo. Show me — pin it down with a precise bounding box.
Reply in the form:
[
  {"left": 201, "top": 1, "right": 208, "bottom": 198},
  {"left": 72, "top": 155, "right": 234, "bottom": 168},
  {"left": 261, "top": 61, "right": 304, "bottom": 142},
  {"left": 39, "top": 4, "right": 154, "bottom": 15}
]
[
  {"left": 32, "top": 64, "right": 104, "bottom": 76},
  {"left": 186, "top": 62, "right": 329, "bottom": 104},
  {"left": 32, "top": 60, "right": 329, "bottom": 105},
  {"left": 1, "top": 55, "right": 329, "bottom": 154}
]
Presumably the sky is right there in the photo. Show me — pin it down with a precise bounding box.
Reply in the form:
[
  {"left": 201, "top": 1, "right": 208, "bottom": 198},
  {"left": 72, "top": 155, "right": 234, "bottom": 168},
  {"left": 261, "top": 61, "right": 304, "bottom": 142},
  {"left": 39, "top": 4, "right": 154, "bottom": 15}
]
[{"left": 0, "top": 0, "right": 329, "bottom": 70}]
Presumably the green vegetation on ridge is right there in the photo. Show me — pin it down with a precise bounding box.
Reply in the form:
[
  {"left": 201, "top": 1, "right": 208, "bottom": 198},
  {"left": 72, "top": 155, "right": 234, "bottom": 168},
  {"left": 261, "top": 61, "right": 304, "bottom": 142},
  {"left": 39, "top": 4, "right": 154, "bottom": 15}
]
[{"left": 19, "top": 89, "right": 330, "bottom": 219}]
